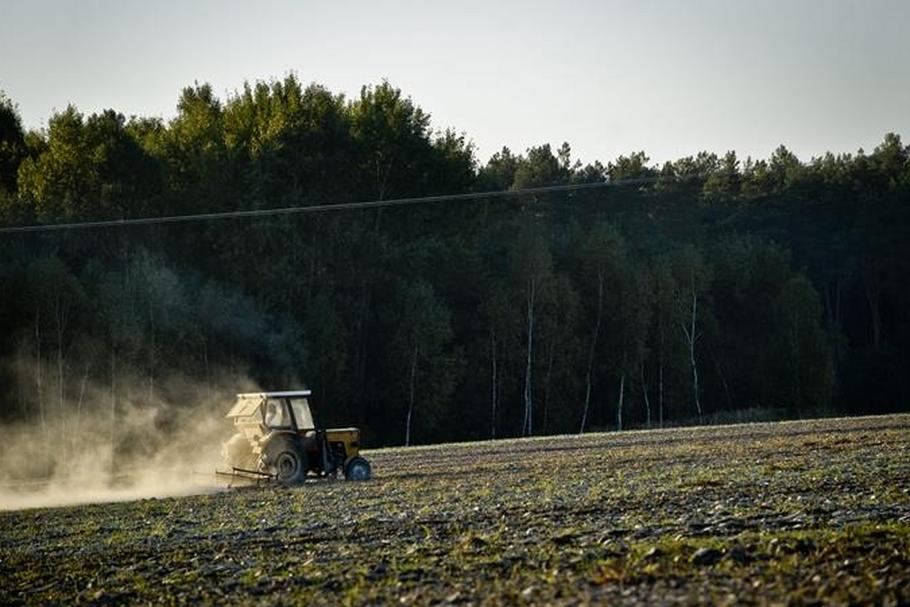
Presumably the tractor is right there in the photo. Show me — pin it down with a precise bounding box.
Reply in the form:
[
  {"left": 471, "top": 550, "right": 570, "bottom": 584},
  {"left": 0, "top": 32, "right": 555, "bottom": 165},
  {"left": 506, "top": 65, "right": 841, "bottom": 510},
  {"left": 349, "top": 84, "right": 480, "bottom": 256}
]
[{"left": 222, "top": 390, "right": 371, "bottom": 483}]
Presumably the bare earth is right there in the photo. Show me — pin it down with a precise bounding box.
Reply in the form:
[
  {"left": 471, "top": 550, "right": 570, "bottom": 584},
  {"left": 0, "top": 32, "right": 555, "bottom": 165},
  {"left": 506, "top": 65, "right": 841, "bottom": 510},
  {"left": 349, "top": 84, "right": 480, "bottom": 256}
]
[{"left": 2, "top": 414, "right": 909, "bottom": 605}]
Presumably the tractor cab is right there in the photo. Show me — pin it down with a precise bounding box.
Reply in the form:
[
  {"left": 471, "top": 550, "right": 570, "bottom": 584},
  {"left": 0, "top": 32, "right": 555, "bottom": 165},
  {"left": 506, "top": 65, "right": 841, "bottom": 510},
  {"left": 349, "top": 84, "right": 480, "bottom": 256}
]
[
  {"left": 223, "top": 390, "right": 371, "bottom": 483},
  {"left": 261, "top": 394, "right": 314, "bottom": 431}
]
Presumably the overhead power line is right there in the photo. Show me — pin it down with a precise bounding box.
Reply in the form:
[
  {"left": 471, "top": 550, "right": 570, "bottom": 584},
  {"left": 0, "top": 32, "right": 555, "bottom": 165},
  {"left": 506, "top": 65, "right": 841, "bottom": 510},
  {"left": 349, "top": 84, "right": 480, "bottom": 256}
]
[{"left": 0, "top": 177, "right": 659, "bottom": 235}]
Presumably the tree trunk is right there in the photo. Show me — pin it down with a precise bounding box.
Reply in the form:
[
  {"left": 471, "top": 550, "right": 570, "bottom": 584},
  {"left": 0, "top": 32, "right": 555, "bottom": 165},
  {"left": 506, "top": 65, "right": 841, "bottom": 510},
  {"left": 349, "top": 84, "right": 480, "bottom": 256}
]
[
  {"left": 825, "top": 277, "right": 842, "bottom": 329},
  {"left": 373, "top": 158, "right": 393, "bottom": 232},
  {"left": 658, "top": 302, "right": 665, "bottom": 428},
  {"left": 580, "top": 273, "right": 604, "bottom": 434},
  {"left": 148, "top": 303, "right": 155, "bottom": 405},
  {"left": 72, "top": 359, "right": 92, "bottom": 466},
  {"left": 640, "top": 356, "right": 651, "bottom": 427},
  {"left": 375, "top": 156, "right": 392, "bottom": 201},
  {"left": 790, "top": 308, "right": 803, "bottom": 413},
  {"left": 542, "top": 343, "right": 555, "bottom": 434},
  {"left": 523, "top": 277, "right": 536, "bottom": 437},
  {"left": 353, "top": 277, "right": 373, "bottom": 418},
  {"left": 681, "top": 279, "right": 702, "bottom": 420},
  {"left": 17, "top": 336, "right": 26, "bottom": 418},
  {"left": 658, "top": 360, "right": 664, "bottom": 427},
  {"left": 55, "top": 297, "right": 65, "bottom": 427},
  {"left": 405, "top": 344, "right": 418, "bottom": 447},
  {"left": 865, "top": 282, "right": 882, "bottom": 353},
  {"left": 110, "top": 346, "right": 117, "bottom": 479},
  {"left": 616, "top": 372, "right": 625, "bottom": 431},
  {"left": 35, "top": 307, "right": 47, "bottom": 458},
  {"left": 490, "top": 328, "right": 498, "bottom": 440},
  {"left": 712, "top": 348, "right": 734, "bottom": 410}
]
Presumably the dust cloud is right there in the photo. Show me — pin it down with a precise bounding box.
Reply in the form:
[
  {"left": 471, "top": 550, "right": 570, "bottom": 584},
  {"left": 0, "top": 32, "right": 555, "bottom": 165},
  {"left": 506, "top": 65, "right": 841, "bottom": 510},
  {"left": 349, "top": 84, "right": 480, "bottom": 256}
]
[{"left": 0, "top": 370, "right": 260, "bottom": 511}]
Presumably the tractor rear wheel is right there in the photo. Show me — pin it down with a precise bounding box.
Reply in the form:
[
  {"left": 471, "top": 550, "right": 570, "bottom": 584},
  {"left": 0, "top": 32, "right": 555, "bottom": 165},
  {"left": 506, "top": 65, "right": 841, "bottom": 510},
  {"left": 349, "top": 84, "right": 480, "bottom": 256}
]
[
  {"left": 344, "top": 456, "right": 372, "bottom": 481},
  {"left": 270, "top": 438, "right": 308, "bottom": 484}
]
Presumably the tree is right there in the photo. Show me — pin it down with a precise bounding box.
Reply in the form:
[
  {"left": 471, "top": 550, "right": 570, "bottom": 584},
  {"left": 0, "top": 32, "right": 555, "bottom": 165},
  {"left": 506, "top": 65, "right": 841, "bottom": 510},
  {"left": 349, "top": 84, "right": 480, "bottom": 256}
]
[
  {"left": 630, "top": 268, "right": 654, "bottom": 428},
  {"left": 480, "top": 285, "right": 516, "bottom": 439},
  {"left": 478, "top": 147, "right": 519, "bottom": 191},
  {"left": 773, "top": 275, "right": 833, "bottom": 413},
  {"left": 571, "top": 160, "right": 607, "bottom": 184},
  {"left": 0, "top": 92, "right": 26, "bottom": 194},
  {"left": 303, "top": 291, "right": 349, "bottom": 422},
  {"left": 648, "top": 257, "right": 679, "bottom": 426},
  {"left": 163, "top": 83, "right": 231, "bottom": 213},
  {"left": 512, "top": 143, "right": 570, "bottom": 190},
  {"left": 349, "top": 81, "right": 433, "bottom": 201},
  {"left": 16, "top": 107, "right": 160, "bottom": 221},
  {"left": 870, "top": 133, "right": 908, "bottom": 189},
  {"left": 389, "top": 280, "right": 456, "bottom": 446},
  {"left": 602, "top": 246, "right": 649, "bottom": 432},
  {"left": 536, "top": 273, "right": 580, "bottom": 434},
  {"left": 22, "top": 256, "right": 87, "bottom": 466},
  {"left": 129, "top": 252, "right": 189, "bottom": 405},
  {"left": 703, "top": 151, "right": 741, "bottom": 201},
  {"left": 671, "top": 245, "right": 710, "bottom": 420},
  {"left": 223, "top": 77, "right": 355, "bottom": 205},
  {"left": 429, "top": 129, "right": 477, "bottom": 195},
  {"left": 607, "top": 151, "right": 655, "bottom": 182},
  {"left": 0, "top": 76, "right": 907, "bottom": 449},
  {"left": 768, "top": 145, "right": 803, "bottom": 192},
  {"left": 509, "top": 220, "right": 554, "bottom": 436},
  {"left": 575, "top": 223, "right": 627, "bottom": 433}
]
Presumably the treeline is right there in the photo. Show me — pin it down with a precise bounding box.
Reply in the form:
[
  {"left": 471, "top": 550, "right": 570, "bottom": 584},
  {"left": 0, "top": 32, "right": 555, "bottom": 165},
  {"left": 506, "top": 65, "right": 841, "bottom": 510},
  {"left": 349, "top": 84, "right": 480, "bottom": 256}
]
[{"left": 0, "top": 77, "right": 908, "bottom": 447}]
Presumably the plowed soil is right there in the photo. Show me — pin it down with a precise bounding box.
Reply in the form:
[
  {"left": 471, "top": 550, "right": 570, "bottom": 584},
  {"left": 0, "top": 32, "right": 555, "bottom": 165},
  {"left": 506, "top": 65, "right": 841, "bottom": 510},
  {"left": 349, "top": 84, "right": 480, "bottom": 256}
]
[{"left": 2, "top": 415, "right": 909, "bottom": 605}]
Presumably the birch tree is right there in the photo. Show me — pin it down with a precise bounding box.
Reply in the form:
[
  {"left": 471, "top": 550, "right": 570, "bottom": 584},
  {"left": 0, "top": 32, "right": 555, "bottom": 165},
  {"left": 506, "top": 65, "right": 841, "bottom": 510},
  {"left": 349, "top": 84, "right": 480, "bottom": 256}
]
[
  {"left": 672, "top": 245, "right": 711, "bottom": 420},
  {"left": 509, "top": 221, "right": 553, "bottom": 437},
  {"left": 608, "top": 255, "right": 649, "bottom": 432},
  {"left": 24, "top": 257, "right": 86, "bottom": 467},
  {"left": 480, "top": 286, "right": 515, "bottom": 439},
  {"left": 575, "top": 223, "right": 627, "bottom": 434}
]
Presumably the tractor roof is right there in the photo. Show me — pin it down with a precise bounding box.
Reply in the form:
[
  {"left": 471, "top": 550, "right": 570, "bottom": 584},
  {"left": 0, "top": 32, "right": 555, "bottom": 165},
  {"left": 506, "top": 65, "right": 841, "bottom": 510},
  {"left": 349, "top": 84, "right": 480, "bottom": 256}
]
[{"left": 236, "top": 390, "right": 312, "bottom": 398}]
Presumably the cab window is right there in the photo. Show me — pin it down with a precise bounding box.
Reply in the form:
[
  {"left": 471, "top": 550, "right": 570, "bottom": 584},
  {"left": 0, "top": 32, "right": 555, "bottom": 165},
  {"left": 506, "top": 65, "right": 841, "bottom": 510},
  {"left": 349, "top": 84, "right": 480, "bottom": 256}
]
[
  {"left": 264, "top": 399, "right": 290, "bottom": 428},
  {"left": 290, "top": 398, "right": 314, "bottom": 430}
]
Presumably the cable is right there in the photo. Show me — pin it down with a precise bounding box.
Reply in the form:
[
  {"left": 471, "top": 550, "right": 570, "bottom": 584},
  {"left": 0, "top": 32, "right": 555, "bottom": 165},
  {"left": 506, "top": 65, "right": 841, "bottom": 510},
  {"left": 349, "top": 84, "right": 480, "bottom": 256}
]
[{"left": 0, "top": 177, "right": 659, "bottom": 234}]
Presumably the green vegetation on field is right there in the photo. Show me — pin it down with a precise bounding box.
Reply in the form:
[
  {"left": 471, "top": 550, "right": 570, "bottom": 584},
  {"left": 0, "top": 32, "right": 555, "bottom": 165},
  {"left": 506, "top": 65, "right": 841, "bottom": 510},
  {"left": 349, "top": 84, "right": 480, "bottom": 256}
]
[{"left": 2, "top": 415, "right": 908, "bottom": 604}]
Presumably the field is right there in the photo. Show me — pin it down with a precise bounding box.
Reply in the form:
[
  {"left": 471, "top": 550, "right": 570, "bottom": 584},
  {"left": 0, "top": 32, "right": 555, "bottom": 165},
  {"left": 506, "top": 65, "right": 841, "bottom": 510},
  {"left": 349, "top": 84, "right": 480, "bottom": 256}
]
[{"left": 2, "top": 415, "right": 910, "bottom": 605}]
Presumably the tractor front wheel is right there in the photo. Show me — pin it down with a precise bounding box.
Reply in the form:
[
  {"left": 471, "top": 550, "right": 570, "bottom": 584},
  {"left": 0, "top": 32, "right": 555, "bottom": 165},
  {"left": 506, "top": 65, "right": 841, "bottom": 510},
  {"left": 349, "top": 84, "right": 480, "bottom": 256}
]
[{"left": 344, "top": 456, "right": 372, "bottom": 481}]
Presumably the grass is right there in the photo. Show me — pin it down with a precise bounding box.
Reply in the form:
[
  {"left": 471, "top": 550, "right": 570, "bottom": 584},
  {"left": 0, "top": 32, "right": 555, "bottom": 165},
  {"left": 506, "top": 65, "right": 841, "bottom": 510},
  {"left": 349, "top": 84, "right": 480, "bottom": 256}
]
[{"left": 2, "top": 414, "right": 909, "bottom": 605}]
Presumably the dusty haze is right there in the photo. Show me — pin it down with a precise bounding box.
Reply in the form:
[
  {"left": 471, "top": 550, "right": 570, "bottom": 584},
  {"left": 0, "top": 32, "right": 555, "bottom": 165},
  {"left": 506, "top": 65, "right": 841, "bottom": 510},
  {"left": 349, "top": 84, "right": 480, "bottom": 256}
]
[{"left": 0, "top": 369, "right": 259, "bottom": 510}]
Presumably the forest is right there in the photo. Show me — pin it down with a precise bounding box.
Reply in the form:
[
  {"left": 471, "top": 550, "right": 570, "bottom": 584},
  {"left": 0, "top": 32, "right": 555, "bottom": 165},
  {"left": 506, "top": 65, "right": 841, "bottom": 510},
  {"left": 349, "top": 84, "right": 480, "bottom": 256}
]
[{"left": 0, "top": 76, "right": 908, "bottom": 448}]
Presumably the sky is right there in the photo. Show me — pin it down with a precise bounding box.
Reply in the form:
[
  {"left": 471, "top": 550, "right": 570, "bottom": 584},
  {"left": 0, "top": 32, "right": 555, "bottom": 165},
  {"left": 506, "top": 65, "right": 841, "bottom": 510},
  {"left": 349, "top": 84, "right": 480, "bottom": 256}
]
[{"left": 1, "top": 0, "right": 908, "bottom": 167}]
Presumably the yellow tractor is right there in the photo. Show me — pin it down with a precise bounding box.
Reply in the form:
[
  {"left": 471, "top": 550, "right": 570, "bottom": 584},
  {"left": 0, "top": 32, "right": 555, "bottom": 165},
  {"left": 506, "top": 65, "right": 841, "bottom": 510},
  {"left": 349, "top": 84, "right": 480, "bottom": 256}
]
[{"left": 222, "top": 390, "right": 371, "bottom": 483}]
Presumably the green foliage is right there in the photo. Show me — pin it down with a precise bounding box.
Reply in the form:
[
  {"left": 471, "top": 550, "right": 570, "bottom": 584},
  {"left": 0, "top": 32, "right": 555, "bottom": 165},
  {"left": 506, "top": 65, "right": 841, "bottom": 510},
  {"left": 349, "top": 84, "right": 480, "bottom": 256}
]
[
  {"left": 512, "top": 143, "right": 569, "bottom": 189},
  {"left": 350, "top": 81, "right": 434, "bottom": 200},
  {"left": 477, "top": 147, "right": 519, "bottom": 191},
  {"left": 0, "top": 92, "right": 26, "bottom": 194},
  {"left": 607, "top": 151, "right": 655, "bottom": 181},
  {"left": 702, "top": 151, "right": 740, "bottom": 201},
  {"left": 16, "top": 107, "right": 160, "bottom": 220},
  {"left": 0, "top": 82, "right": 907, "bottom": 445}
]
